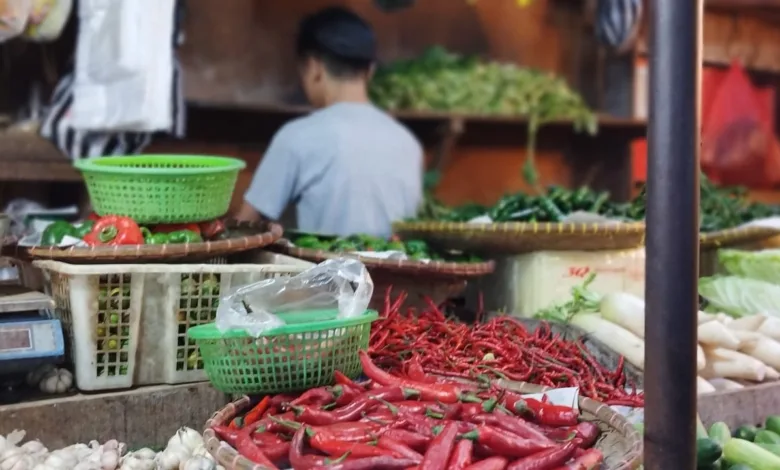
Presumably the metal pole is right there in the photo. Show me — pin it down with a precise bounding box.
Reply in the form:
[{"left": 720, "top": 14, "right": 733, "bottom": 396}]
[{"left": 644, "top": 0, "right": 702, "bottom": 468}]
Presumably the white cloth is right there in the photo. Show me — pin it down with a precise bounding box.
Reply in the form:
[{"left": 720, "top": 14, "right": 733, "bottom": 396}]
[{"left": 70, "top": 0, "right": 176, "bottom": 132}]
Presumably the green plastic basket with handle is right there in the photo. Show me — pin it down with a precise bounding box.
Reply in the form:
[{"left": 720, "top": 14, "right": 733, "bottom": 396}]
[
  {"left": 187, "top": 309, "right": 378, "bottom": 394},
  {"left": 74, "top": 155, "right": 246, "bottom": 224}
]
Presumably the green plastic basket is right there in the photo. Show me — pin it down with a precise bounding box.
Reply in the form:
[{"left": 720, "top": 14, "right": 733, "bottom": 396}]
[
  {"left": 74, "top": 155, "right": 246, "bottom": 224},
  {"left": 187, "top": 309, "right": 378, "bottom": 394}
]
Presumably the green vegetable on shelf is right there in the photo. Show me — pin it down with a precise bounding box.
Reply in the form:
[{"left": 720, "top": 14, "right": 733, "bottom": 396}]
[
  {"left": 73, "top": 220, "right": 95, "bottom": 239},
  {"left": 41, "top": 220, "right": 76, "bottom": 246},
  {"left": 167, "top": 230, "right": 203, "bottom": 244}
]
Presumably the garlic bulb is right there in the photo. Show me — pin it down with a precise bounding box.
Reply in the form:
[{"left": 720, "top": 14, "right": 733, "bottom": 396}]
[
  {"left": 156, "top": 447, "right": 190, "bottom": 470},
  {"left": 118, "top": 456, "right": 154, "bottom": 470},
  {"left": 179, "top": 456, "right": 216, "bottom": 470},
  {"left": 25, "top": 366, "right": 55, "bottom": 388},
  {"left": 188, "top": 446, "right": 213, "bottom": 462},
  {"left": 166, "top": 429, "right": 203, "bottom": 454},
  {"left": 39, "top": 369, "right": 72, "bottom": 395},
  {"left": 0, "top": 448, "right": 34, "bottom": 470},
  {"left": 19, "top": 441, "right": 47, "bottom": 459}
]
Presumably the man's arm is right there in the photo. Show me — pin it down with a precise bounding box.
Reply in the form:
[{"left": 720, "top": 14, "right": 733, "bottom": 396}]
[{"left": 237, "top": 126, "right": 300, "bottom": 222}]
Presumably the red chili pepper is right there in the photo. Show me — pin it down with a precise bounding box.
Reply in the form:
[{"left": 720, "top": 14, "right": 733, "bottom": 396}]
[
  {"left": 571, "top": 422, "right": 599, "bottom": 448},
  {"left": 460, "top": 398, "right": 498, "bottom": 419},
  {"left": 87, "top": 212, "right": 100, "bottom": 221},
  {"left": 271, "top": 416, "right": 382, "bottom": 443},
  {"left": 83, "top": 215, "right": 144, "bottom": 246},
  {"left": 212, "top": 425, "right": 243, "bottom": 447},
  {"left": 212, "top": 424, "right": 278, "bottom": 469},
  {"left": 243, "top": 396, "right": 271, "bottom": 427},
  {"left": 377, "top": 436, "right": 424, "bottom": 463},
  {"left": 407, "top": 356, "right": 436, "bottom": 384},
  {"left": 293, "top": 386, "right": 419, "bottom": 425},
  {"left": 334, "top": 370, "right": 365, "bottom": 393},
  {"left": 469, "top": 414, "right": 553, "bottom": 445},
  {"left": 381, "top": 429, "right": 431, "bottom": 452},
  {"left": 501, "top": 394, "right": 578, "bottom": 427},
  {"left": 549, "top": 448, "right": 603, "bottom": 470},
  {"left": 461, "top": 426, "right": 554, "bottom": 459},
  {"left": 463, "top": 456, "right": 509, "bottom": 470},
  {"left": 152, "top": 223, "right": 202, "bottom": 235},
  {"left": 311, "top": 456, "right": 418, "bottom": 470},
  {"left": 310, "top": 436, "right": 398, "bottom": 459},
  {"left": 359, "top": 351, "right": 463, "bottom": 403},
  {"left": 199, "top": 219, "right": 226, "bottom": 239},
  {"left": 334, "top": 384, "right": 366, "bottom": 406},
  {"left": 289, "top": 426, "right": 347, "bottom": 469},
  {"left": 419, "top": 422, "right": 459, "bottom": 470},
  {"left": 447, "top": 439, "right": 474, "bottom": 470},
  {"left": 506, "top": 441, "right": 577, "bottom": 470},
  {"left": 251, "top": 433, "right": 290, "bottom": 461},
  {"left": 290, "top": 387, "right": 335, "bottom": 407}
]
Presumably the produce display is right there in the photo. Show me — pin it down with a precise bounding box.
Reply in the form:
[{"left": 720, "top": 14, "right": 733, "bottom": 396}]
[
  {"left": 415, "top": 174, "right": 780, "bottom": 232},
  {"left": 40, "top": 216, "right": 227, "bottom": 247},
  {"left": 536, "top": 275, "right": 780, "bottom": 389},
  {"left": 0, "top": 427, "right": 219, "bottom": 470},
  {"left": 290, "top": 233, "right": 482, "bottom": 262},
  {"left": 701, "top": 249, "right": 780, "bottom": 317},
  {"left": 368, "top": 290, "right": 643, "bottom": 406},
  {"left": 696, "top": 415, "right": 780, "bottom": 469},
  {"left": 369, "top": 47, "right": 596, "bottom": 132},
  {"left": 417, "top": 186, "right": 632, "bottom": 223},
  {"left": 211, "top": 353, "right": 606, "bottom": 470}
]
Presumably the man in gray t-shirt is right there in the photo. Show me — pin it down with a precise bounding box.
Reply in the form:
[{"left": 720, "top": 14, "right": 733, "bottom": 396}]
[{"left": 237, "top": 7, "right": 422, "bottom": 238}]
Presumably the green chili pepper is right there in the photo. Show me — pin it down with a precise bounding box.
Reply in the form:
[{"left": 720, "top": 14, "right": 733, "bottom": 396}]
[
  {"left": 41, "top": 220, "right": 77, "bottom": 246},
  {"left": 167, "top": 230, "right": 202, "bottom": 244}
]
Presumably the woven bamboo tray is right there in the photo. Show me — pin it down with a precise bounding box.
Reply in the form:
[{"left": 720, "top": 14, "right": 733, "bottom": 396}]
[
  {"left": 271, "top": 243, "right": 496, "bottom": 278},
  {"left": 25, "top": 221, "right": 283, "bottom": 263},
  {"left": 204, "top": 385, "right": 642, "bottom": 470},
  {"left": 392, "top": 221, "right": 646, "bottom": 254},
  {"left": 699, "top": 226, "right": 780, "bottom": 250}
]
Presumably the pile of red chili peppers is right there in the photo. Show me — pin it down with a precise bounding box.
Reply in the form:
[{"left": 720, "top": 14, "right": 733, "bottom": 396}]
[
  {"left": 369, "top": 291, "right": 644, "bottom": 407},
  {"left": 212, "top": 352, "right": 604, "bottom": 470}
]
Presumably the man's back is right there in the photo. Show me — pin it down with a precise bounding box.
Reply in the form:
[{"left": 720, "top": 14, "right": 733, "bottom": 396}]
[{"left": 244, "top": 102, "right": 423, "bottom": 237}]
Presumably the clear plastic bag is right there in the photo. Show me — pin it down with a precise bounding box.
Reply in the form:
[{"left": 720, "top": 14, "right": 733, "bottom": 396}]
[{"left": 216, "top": 258, "right": 373, "bottom": 337}]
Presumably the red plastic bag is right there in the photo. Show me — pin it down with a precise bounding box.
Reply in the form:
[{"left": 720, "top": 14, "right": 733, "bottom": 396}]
[{"left": 701, "top": 61, "right": 780, "bottom": 187}]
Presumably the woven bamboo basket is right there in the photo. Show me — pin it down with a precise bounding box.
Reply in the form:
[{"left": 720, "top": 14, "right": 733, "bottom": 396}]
[
  {"left": 272, "top": 244, "right": 495, "bottom": 278},
  {"left": 699, "top": 226, "right": 780, "bottom": 250},
  {"left": 392, "top": 221, "right": 646, "bottom": 254},
  {"left": 204, "top": 385, "right": 642, "bottom": 470},
  {"left": 26, "top": 221, "right": 283, "bottom": 263}
]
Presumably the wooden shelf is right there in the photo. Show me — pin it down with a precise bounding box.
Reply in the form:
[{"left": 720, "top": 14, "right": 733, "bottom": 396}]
[
  {"left": 0, "top": 132, "right": 79, "bottom": 182},
  {"left": 187, "top": 101, "right": 647, "bottom": 134}
]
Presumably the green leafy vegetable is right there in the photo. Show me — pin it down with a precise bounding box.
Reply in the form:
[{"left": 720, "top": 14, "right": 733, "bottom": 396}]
[{"left": 699, "top": 276, "right": 780, "bottom": 318}]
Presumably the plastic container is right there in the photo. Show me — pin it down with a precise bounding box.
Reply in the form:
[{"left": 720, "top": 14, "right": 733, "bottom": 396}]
[
  {"left": 188, "top": 309, "right": 377, "bottom": 395},
  {"left": 34, "top": 260, "right": 305, "bottom": 391},
  {"left": 74, "top": 155, "right": 246, "bottom": 223}
]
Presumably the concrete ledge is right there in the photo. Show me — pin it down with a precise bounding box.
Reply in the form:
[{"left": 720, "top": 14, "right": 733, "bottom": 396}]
[
  {"left": 698, "top": 381, "right": 780, "bottom": 428},
  {"left": 0, "top": 383, "right": 229, "bottom": 448}
]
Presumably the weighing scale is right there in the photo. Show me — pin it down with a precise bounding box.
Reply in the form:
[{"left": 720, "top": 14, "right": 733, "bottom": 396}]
[{"left": 0, "top": 285, "right": 64, "bottom": 403}]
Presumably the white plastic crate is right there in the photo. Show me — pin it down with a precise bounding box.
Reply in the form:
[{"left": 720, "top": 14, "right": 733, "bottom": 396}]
[{"left": 34, "top": 260, "right": 307, "bottom": 391}]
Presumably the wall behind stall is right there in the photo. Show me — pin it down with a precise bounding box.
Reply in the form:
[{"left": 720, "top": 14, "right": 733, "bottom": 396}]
[{"left": 165, "top": 0, "right": 586, "bottom": 216}]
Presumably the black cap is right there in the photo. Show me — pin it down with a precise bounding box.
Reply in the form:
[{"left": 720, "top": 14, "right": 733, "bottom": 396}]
[{"left": 297, "top": 7, "right": 377, "bottom": 63}]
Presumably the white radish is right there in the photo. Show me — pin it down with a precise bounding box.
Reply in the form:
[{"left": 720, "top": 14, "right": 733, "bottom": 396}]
[
  {"left": 701, "top": 347, "right": 768, "bottom": 381},
  {"left": 758, "top": 317, "right": 780, "bottom": 341},
  {"left": 740, "top": 336, "right": 780, "bottom": 370},
  {"left": 570, "top": 313, "right": 645, "bottom": 369},
  {"left": 767, "top": 367, "right": 780, "bottom": 381},
  {"left": 708, "top": 378, "right": 744, "bottom": 391},
  {"left": 697, "top": 344, "right": 706, "bottom": 372},
  {"left": 728, "top": 315, "right": 765, "bottom": 332},
  {"left": 698, "top": 321, "right": 741, "bottom": 349},
  {"left": 697, "top": 376, "right": 716, "bottom": 395},
  {"left": 599, "top": 293, "right": 645, "bottom": 338},
  {"left": 698, "top": 311, "right": 716, "bottom": 324},
  {"left": 730, "top": 329, "right": 764, "bottom": 347}
]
